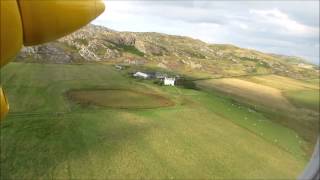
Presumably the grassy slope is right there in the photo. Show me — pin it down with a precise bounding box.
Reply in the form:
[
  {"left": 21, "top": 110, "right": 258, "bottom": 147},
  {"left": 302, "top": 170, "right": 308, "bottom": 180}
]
[
  {"left": 284, "top": 90, "right": 319, "bottom": 111},
  {"left": 243, "top": 75, "right": 319, "bottom": 142},
  {"left": 244, "top": 75, "right": 319, "bottom": 91},
  {"left": 0, "top": 63, "right": 308, "bottom": 179},
  {"left": 196, "top": 75, "right": 319, "bottom": 155},
  {"left": 196, "top": 78, "right": 293, "bottom": 110}
]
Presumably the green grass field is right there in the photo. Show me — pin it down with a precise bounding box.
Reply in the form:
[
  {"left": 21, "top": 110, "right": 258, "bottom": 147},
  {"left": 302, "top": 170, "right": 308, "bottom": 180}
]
[
  {"left": 196, "top": 76, "right": 319, "bottom": 154},
  {"left": 285, "top": 90, "right": 319, "bottom": 111},
  {"left": 0, "top": 62, "right": 314, "bottom": 179}
]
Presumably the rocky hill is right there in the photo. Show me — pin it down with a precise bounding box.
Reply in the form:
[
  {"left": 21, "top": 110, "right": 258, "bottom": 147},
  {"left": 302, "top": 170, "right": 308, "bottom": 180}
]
[{"left": 15, "top": 24, "right": 319, "bottom": 79}]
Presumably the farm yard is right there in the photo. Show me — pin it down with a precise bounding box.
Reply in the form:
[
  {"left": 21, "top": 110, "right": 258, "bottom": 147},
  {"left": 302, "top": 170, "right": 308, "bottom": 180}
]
[{"left": 0, "top": 62, "right": 318, "bottom": 179}]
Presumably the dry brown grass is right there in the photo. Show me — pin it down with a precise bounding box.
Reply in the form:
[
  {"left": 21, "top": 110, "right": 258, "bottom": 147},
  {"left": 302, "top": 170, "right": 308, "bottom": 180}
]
[
  {"left": 197, "top": 78, "right": 293, "bottom": 109},
  {"left": 244, "top": 75, "right": 319, "bottom": 91}
]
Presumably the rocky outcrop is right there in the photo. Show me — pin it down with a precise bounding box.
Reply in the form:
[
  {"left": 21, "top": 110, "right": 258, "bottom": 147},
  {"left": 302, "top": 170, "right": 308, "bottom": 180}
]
[{"left": 14, "top": 24, "right": 318, "bottom": 79}]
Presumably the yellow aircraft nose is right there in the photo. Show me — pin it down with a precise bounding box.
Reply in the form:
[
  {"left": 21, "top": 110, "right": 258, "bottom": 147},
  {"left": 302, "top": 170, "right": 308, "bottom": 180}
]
[{"left": 19, "top": 0, "right": 105, "bottom": 46}]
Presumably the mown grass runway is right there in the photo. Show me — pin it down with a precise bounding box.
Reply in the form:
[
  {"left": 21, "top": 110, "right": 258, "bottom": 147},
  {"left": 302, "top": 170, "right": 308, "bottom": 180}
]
[{"left": 0, "top": 62, "right": 317, "bottom": 179}]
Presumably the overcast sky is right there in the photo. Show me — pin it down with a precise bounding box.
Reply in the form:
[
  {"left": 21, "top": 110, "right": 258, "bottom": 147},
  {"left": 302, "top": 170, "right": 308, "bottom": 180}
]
[{"left": 93, "top": 0, "right": 319, "bottom": 64}]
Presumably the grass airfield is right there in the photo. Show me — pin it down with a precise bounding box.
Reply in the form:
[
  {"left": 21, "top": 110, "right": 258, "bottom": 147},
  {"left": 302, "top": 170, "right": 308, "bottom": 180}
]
[{"left": 1, "top": 62, "right": 318, "bottom": 179}]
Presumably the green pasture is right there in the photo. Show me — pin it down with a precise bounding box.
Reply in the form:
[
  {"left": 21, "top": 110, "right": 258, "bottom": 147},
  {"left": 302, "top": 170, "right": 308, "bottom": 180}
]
[
  {"left": 285, "top": 90, "right": 319, "bottom": 111},
  {"left": 0, "top": 62, "right": 310, "bottom": 179},
  {"left": 196, "top": 76, "right": 319, "bottom": 153}
]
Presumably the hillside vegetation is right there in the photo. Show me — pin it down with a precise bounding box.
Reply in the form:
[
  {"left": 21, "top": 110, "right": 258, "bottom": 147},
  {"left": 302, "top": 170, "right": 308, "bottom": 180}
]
[{"left": 15, "top": 24, "right": 319, "bottom": 80}]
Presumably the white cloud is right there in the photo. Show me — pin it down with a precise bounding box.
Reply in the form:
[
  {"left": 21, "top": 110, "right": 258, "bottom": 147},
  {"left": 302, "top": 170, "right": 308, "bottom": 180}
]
[{"left": 249, "top": 8, "right": 318, "bottom": 36}]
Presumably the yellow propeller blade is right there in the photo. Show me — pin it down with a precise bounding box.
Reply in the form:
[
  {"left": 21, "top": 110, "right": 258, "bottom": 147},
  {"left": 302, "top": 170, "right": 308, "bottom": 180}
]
[
  {"left": 0, "top": 0, "right": 23, "bottom": 67},
  {"left": 18, "top": 0, "right": 105, "bottom": 46},
  {"left": 0, "top": 87, "right": 9, "bottom": 121}
]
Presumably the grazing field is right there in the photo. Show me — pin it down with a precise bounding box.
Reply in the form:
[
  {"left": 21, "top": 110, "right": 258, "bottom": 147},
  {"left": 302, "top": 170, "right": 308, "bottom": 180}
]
[
  {"left": 0, "top": 63, "right": 314, "bottom": 179},
  {"left": 196, "top": 75, "right": 319, "bottom": 155},
  {"left": 285, "top": 90, "right": 320, "bottom": 111},
  {"left": 67, "top": 89, "right": 174, "bottom": 109},
  {"left": 244, "top": 75, "right": 319, "bottom": 91},
  {"left": 196, "top": 78, "right": 293, "bottom": 110}
]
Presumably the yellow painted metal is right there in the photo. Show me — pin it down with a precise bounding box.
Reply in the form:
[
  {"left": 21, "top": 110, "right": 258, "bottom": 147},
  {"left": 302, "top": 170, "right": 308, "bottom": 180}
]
[
  {"left": 0, "top": 87, "right": 9, "bottom": 121},
  {"left": 18, "top": 0, "right": 105, "bottom": 46},
  {"left": 0, "top": 0, "right": 23, "bottom": 68}
]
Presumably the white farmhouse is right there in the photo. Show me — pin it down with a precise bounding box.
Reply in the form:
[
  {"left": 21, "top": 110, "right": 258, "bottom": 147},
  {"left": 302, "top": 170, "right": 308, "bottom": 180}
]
[
  {"left": 133, "top": 72, "right": 149, "bottom": 79},
  {"left": 164, "top": 77, "right": 175, "bottom": 86}
]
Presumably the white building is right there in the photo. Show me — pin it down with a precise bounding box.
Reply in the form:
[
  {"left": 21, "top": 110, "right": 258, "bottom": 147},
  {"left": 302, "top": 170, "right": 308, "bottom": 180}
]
[
  {"left": 133, "top": 72, "right": 149, "bottom": 79},
  {"left": 164, "top": 77, "right": 175, "bottom": 86}
]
